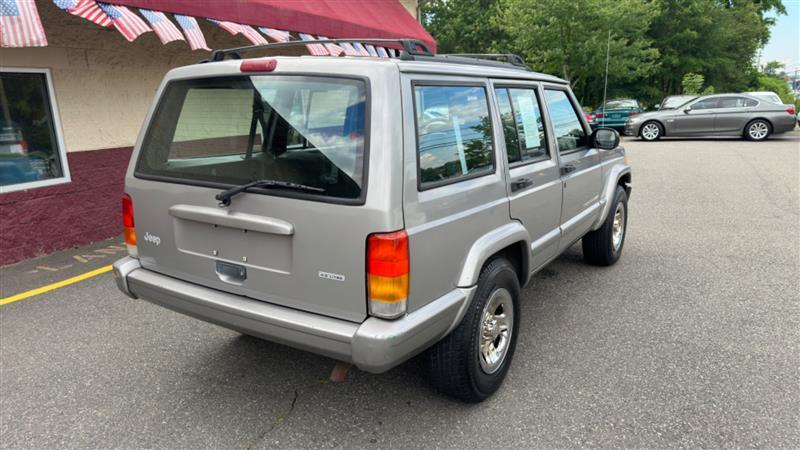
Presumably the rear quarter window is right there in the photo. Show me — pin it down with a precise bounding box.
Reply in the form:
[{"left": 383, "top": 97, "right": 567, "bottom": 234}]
[{"left": 413, "top": 85, "right": 495, "bottom": 189}]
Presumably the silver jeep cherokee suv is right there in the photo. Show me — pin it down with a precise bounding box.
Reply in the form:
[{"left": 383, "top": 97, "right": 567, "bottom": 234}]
[{"left": 113, "top": 40, "right": 631, "bottom": 402}]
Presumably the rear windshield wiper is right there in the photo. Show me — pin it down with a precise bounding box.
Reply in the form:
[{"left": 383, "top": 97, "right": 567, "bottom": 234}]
[{"left": 216, "top": 179, "right": 325, "bottom": 207}]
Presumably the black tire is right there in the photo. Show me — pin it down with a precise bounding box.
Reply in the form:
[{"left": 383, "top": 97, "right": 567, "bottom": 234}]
[
  {"left": 425, "top": 257, "right": 521, "bottom": 403},
  {"left": 744, "top": 119, "right": 771, "bottom": 141},
  {"left": 639, "top": 121, "right": 663, "bottom": 141},
  {"left": 582, "top": 185, "right": 628, "bottom": 266}
]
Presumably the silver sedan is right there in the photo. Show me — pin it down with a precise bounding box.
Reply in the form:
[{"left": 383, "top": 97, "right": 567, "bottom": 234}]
[{"left": 625, "top": 94, "right": 797, "bottom": 141}]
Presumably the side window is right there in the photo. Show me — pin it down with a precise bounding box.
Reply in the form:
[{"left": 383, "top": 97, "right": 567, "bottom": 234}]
[
  {"left": 495, "top": 87, "right": 548, "bottom": 164},
  {"left": 744, "top": 98, "right": 758, "bottom": 107},
  {"left": 543, "top": 89, "right": 588, "bottom": 153},
  {"left": 691, "top": 98, "right": 718, "bottom": 110},
  {"left": 717, "top": 96, "right": 748, "bottom": 109},
  {"left": 414, "top": 85, "right": 494, "bottom": 188}
]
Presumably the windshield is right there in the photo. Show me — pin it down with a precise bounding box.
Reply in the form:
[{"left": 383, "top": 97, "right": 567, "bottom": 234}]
[
  {"left": 661, "top": 96, "right": 696, "bottom": 109},
  {"left": 599, "top": 99, "right": 638, "bottom": 110},
  {"left": 136, "top": 75, "right": 367, "bottom": 201}
]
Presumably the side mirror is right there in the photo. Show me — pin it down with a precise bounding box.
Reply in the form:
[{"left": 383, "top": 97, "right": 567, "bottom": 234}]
[
  {"left": 683, "top": 106, "right": 692, "bottom": 113},
  {"left": 592, "top": 127, "right": 619, "bottom": 150}
]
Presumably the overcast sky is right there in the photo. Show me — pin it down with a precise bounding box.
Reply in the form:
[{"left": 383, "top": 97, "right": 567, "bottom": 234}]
[{"left": 759, "top": 0, "right": 800, "bottom": 74}]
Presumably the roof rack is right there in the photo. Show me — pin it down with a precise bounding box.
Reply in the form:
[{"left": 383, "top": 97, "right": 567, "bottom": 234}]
[
  {"left": 438, "top": 53, "right": 530, "bottom": 70},
  {"left": 205, "top": 38, "right": 434, "bottom": 62}
]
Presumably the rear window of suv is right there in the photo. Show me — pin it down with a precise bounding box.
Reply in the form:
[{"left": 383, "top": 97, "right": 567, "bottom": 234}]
[{"left": 136, "top": 76, "right": 367, "bottom": 202}]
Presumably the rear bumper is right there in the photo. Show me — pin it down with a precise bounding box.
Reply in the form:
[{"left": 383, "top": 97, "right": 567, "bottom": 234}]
[
  {"left": 772, "top": 116, "right": 797, "bottom": 134},
  {"left": 113, "top": 257, "right": 474, "bottom": 373}
]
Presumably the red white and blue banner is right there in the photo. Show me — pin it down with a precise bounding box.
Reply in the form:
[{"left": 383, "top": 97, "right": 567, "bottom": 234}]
[
  {"left": 97, "top": 2, "right": 151, "bottom": 42},
  {"left": 174, "top": 14, "right": 208, "bottom": 51},
  {"left": 15, "top": 0, "right": 407, "bottom": 57},
  {"left": 139, "top": 9, "right": 183, "bottom": 44},
  {"left": 207, "top": 18, "right": 267, "bottom": 45},
  {"left": 53, "top": 0, "right": 111, "bottom": 27},
  {"left": 1, "top": 0, "right": 47, "bottom": 47}
]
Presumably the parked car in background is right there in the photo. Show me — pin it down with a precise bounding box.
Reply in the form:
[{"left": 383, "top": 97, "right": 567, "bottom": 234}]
[
  {"left": 625, "top": 93, "right": 796, "bottom": 141},
  {"left": 745, "top": 91, "right": 783, "bottom": 104},
  {"left": 592, "top": 99, "right": 643, "bottom": 130},
  {"left": 583, "top": 108, "right": 597, "bottom": 127},
  {"left": 658, "top": 95, "right": 696, "bottom": 110}
]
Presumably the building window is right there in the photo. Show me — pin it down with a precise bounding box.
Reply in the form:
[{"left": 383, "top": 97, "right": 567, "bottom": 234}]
[{"left": 0, "top": 68, "right": 70, "bottom": 193}]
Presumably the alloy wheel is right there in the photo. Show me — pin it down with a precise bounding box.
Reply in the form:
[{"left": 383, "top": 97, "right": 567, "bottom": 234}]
[
  {"left": 748, "top": 122, "right": 769, "bottom": 140},
  {"left": 641, "top": 123, "right": 660, "bottom": 140},
  {"left": 478, "top": 288, "right": 514, "bottom": 374}
]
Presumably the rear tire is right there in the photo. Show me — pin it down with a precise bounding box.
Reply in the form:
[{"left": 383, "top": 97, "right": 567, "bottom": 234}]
[
  {"left": 582, "top": 185, "right": 628, "bottom": 266},
  {"left": 425, "top": 257, "right": 520, "bottom": 403},
  {"left": 639, "top": 121, "right": 662, "bottom": 141},
  {"left": 744, "top": 119, "right": 771, "bottom": 141}
]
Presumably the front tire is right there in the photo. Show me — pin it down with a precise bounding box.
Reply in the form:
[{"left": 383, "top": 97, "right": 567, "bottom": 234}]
[
  {"left": 582, "top": 185, "right": 628, "bottom": 266},
  {"left": 639, "top": 121, "right": 662, "bottom": 141},
  {"left": 425, "top": 257, "right": 520, "bottom": 403},
  {"left": 744, "top": 119, "right": 771, "bottom": 141}
]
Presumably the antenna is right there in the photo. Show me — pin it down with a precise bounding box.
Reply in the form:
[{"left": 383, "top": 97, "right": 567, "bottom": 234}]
[{"left": 601, "top": 30, "right": 611, "bottom": 127}]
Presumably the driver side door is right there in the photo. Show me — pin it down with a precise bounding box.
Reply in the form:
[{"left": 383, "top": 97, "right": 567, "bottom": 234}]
[{"left": 670, "top": 97, "right": 718, "bottom": 135}]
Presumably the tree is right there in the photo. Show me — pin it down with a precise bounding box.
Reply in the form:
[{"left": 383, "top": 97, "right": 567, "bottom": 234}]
[
  {"left": 421, "top": 0, "right": 507, "bottom": 54},
  {"left": 762, "top": 60, "right": 784, "bottom": 77},
  {"left": 499, "top": 0, "right": 660, "bottom": 107}
]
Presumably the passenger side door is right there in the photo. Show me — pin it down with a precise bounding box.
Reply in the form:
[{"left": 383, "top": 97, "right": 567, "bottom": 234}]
[
  {"left": 492, "top": 83, "right": 562, "bottom": 271},
  {"left": 714, "top": 96, "right": 757, "bottom": 133},
  {"left": 671, "top": 97, "right": 717, "bottom": 134},
  {"left": 542, "top": 87, "right": 602, "bottom": 251}
]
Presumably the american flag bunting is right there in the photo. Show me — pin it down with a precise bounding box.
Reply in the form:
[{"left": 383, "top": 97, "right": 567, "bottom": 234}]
[
  {"left": 298, "top": 33, "right": 328, "bottom": 56},
  {"left": 376, "top": 46, "right": 388, "bottom": 58},
  {"left": 259, "top": 27, "right": 290, "bottom": 42},
  {"left": 364, "top": 44, "right": 379, "bottom": 57},
  {"left": 97, "top": 2, "right": 151, "bottom": 42},
  {"left": 174, "top": 14, "right": 209, "bottom": 51},
  {"left": 1, "top": 0, "right": 47, "bottom": 47},
  {"left": 317, "top": 36, "right": 343, "bottom": 57},
  {"left": 207, "top": 18, "right": 267, "bottom": 45},
  {"left": 53, "top": 0, "right": 111, "bottom": 27},
  {"left": 138, "top": 9, "right": 183, "bottom": 44},
  {"left": 352, "top": 42, "right": 370, "bottom": 56},
  {"left": 339, "top": 42, "right": 359, "bottom": 56}
]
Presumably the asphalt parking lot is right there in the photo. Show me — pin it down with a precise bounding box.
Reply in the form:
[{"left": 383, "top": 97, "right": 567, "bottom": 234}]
[{"left": 1, "top": 131, "right": 798, "bottom": 448}]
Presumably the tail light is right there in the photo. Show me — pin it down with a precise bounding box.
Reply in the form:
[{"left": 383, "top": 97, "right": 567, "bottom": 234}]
[
  {"left": 367, "top": 230, "right": 409, "bottom": 319},
  {"left": 595, "top": 112, "right": 604, "bottom": 118},
  {"left": 19, "top": 140, "right": 28, "bottom": 150},
  {"left": 122, "top": 193, "right": 138, "bottom": 258},
  {"left": 628, "top": 112, "right": 639, "bottom": 117},
  {"left": 787, "top": 106, "right": 796, "bottom": 115}
]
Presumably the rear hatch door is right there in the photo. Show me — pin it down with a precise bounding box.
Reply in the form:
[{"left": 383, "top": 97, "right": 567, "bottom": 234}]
[{"left": 128, "top": 73, "right": 383, "bottom": 322}]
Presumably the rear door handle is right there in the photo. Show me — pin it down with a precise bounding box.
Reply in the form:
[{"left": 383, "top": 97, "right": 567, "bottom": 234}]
[
  {"left": 561, "top": 165, "right": 576, "bottom": 175},
  {"left": 511, "top": 177, "right": 533, "bottom": 192}
]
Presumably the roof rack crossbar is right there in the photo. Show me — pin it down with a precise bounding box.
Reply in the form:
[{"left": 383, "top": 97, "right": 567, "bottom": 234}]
[
  {"left": 205, "top": 38, "right": 434, "bottom": 63},
  {"left": 439, "top": 53, "right": 530, "bottom": 69}
]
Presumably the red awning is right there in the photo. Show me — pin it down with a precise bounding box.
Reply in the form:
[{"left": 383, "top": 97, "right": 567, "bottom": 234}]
[{"left": 106, "top": 0, "right": 435, "bottom": 52}]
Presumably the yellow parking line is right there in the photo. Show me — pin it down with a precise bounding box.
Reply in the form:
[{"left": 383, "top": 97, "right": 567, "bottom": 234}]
[{"left": 0, "top": 265, "right": 113, "bottom": 307}]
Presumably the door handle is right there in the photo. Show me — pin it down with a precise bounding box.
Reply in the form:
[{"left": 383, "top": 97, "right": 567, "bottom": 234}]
[
  {"left": 561, "top": 165, "right": 577, "bottom": 175},
  {"left": 511, "top": 177, "right": 533, "bottom": 192}
]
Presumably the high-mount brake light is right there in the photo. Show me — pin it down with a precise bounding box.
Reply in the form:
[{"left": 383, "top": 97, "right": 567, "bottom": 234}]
[
  {"left": 240, "top": 58, "right": 278, "bottom": 72},
  {"left": 367, "top": 230, "right": 409, "bottom": 319},
  {"left": 122, "top": 193, "right": 138, "bottom": 258}
]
